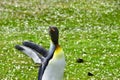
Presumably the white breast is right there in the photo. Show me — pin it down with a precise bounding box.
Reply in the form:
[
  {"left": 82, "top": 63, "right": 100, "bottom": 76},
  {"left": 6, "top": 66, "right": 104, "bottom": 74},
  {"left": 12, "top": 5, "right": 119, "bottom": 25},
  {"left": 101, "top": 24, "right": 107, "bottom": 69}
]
[{"left": 42, "top": 54, "right": 65, "bottom": 80}]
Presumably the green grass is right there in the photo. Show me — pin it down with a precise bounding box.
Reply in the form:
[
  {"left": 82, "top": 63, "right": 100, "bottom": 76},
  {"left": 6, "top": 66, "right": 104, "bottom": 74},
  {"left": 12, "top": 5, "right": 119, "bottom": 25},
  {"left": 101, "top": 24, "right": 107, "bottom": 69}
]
[{"left": 0, "top": 0, "right": 120, "bottom": 80}]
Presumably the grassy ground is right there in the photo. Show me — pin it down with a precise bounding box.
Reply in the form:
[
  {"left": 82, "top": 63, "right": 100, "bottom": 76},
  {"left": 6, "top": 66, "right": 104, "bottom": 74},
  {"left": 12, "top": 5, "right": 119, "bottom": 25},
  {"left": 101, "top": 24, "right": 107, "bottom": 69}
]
[{"left": 0, "top": 0, "right": 120, "bottom": 80}]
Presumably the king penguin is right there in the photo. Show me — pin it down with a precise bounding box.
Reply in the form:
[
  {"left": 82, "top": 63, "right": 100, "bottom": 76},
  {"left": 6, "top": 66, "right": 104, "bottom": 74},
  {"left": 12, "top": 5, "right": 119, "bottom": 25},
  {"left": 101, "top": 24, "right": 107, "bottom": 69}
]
[{"left": 15, "top": 27, "right": 66, "bottom": 80}]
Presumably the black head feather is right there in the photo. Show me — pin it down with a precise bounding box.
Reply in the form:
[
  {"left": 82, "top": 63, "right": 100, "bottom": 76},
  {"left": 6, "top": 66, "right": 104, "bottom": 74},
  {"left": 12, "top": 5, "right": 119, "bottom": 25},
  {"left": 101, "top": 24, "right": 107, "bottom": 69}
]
[{"left": 49, "top": 26, "right": 59, "bottom": 45}]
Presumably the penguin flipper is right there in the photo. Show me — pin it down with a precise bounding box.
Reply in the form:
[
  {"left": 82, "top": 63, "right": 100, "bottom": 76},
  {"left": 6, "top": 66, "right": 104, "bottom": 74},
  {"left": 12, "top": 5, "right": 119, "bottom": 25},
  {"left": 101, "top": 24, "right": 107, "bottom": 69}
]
[
  {"left": 23, "top": 41, "right": 48, "bottom": 57},
  {"left": 15, "top": 45, "right": 42, "bottom": 64}
]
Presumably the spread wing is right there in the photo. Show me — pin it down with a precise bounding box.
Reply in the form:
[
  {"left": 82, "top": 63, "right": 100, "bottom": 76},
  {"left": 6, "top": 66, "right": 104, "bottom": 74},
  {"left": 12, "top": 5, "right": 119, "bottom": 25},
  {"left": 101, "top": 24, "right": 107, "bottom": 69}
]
[
  {"left": 23, "top": 41, "right": 48, "bottom": 57},
  {"left": 15, "top": 45, "right": 42, "bottom": 64},
  {"left": 15, "top": 41, "right": 56, "bottom": 80},
  {"left": 15, "top": 41, "right": 48, "bottom": 64}
]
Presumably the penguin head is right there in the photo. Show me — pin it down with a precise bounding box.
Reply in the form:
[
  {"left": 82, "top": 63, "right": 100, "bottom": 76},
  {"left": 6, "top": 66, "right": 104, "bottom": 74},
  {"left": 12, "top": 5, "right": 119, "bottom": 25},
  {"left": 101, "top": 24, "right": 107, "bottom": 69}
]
[{"left": 49, "top": 26, "right": 59, "bottom": 45}]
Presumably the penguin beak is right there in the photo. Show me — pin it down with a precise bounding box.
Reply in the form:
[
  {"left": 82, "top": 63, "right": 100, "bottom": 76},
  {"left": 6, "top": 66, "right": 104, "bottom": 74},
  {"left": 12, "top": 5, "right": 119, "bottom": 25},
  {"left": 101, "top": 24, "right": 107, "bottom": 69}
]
[{"left": 49, "top": 27, "right": 55, "bottom": 32}]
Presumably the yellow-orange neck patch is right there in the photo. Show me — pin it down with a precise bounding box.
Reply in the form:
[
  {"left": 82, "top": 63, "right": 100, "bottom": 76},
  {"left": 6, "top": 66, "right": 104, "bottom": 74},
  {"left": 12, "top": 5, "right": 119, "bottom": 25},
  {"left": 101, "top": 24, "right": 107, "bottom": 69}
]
[{"left": 53, "top": 45, "right": 63, "bottom": 58}]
